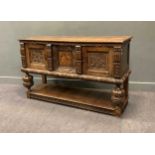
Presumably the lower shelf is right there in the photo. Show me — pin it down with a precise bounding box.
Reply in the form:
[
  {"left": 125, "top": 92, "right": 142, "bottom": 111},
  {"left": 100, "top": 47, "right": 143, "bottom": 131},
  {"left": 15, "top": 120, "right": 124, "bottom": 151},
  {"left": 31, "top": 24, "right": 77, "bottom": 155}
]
[{"left": 28, "top": 84, "right": 128, "bottom": 116}]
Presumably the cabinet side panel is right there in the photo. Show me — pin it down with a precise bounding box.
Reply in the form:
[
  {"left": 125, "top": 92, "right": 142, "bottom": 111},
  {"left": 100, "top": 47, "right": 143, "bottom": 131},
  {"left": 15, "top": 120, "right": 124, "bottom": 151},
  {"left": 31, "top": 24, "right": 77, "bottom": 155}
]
[
  {"left": 82, "top": 46, "right": 113, "bottom": 77},
  {"left": 75, "top": 45, "right": 82, "bottom": 74},
  {"left": 121, "top": 43, "right": 130, "bottom": 75}
]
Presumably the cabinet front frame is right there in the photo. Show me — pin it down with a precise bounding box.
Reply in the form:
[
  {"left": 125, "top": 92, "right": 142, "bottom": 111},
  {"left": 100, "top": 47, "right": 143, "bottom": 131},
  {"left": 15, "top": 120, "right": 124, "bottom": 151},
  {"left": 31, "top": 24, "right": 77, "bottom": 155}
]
[{"left": 21, "top": 41, "right": 126, "bottom": 79}]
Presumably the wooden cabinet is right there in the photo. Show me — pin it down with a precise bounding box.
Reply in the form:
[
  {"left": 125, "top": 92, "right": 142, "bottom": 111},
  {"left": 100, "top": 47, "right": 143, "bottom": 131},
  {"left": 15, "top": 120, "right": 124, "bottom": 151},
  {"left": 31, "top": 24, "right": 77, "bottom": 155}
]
[{"left": 19, "top": 36, "right": 132, "bottom": 116}]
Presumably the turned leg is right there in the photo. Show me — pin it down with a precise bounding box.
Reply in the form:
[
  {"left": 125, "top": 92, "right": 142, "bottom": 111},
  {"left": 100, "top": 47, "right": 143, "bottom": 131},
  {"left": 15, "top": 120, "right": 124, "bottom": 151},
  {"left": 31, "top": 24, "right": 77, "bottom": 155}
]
[
  {"left": 111, "top": 84, "right": 125, "bottom": 116},
  {"left": 42, "top": 74, "right": 47, "bottom": 84},
  {"left": 22, "top": 73, "right": 34, "bottom": 98}
]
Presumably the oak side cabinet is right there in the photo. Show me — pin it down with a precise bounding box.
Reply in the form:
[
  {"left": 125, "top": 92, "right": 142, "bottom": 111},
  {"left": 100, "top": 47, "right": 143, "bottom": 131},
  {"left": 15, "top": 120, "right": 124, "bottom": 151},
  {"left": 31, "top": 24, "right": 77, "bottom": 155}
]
[{"left": 19, "top": 36, "right": 132, "bottom": 116}]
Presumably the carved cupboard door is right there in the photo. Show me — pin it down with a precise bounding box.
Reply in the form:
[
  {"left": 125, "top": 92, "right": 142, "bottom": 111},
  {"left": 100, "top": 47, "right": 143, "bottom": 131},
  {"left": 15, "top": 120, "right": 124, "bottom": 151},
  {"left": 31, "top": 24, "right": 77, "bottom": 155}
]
[
  {"left": 82, "top": 46, "right": 113, "bottom": 77},
  {"left": 25, "top": 43, "right": 48, "bottom": 70}
]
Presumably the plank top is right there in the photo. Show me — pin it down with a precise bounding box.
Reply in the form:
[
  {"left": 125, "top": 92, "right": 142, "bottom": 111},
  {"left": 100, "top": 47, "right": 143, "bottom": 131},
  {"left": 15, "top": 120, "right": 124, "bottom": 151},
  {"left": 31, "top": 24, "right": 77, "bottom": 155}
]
[{"left": 20, "top": 36, "right": 132, "bottom": 43}]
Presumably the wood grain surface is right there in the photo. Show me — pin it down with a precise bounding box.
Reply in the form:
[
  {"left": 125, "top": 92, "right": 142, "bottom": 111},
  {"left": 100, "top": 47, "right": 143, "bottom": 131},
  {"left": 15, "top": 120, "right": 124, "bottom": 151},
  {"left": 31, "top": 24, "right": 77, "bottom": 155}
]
[{"left": 20, "top": 36, "right": 132, "bottom": 43}]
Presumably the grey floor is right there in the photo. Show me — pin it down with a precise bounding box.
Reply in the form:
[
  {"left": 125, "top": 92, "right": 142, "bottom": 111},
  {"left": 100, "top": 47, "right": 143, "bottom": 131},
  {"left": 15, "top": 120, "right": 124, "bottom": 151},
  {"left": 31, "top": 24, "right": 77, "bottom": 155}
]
[{"left": 0, "top": 83, "right": 155, "bottom": 133}]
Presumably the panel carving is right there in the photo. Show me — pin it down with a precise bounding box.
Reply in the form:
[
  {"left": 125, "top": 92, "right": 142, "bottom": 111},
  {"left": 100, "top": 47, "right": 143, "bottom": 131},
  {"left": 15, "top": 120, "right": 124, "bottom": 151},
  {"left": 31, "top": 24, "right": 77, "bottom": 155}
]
[
  {"left": 88, "top": 52, "right": 108, "bottom": 70},
  {"left": 30, "top": 48, "right": 44, "bottom": 64},
  {"left": 82, "top": 46, "right": 112, "bottom": 76}
]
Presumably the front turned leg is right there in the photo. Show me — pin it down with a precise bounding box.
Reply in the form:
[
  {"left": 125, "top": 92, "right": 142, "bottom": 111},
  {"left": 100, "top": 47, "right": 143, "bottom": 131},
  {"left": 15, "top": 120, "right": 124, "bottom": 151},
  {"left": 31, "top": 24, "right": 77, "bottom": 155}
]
[
  {"left": 22, "top": 73, "right": 34, "bottom": 98},
  {"left": 111, "top": 84, "right": 125, "bottom": 116}
]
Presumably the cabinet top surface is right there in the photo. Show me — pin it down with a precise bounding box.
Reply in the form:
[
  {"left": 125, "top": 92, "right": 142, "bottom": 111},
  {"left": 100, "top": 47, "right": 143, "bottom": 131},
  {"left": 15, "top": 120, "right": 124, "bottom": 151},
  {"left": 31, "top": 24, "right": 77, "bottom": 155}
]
[{"left": 20, "top": 36, "right": 132, "bottom": 43}]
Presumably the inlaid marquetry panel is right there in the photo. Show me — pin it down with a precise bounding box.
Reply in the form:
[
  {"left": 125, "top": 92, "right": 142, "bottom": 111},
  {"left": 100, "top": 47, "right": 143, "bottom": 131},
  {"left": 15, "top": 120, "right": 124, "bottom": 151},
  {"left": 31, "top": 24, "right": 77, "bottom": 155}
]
[
  {"left": 53, "top": 45, "right": 76, "bottom": 73},
  {"left": 59, "top": 51, "right": 73, "bottom": 67}
]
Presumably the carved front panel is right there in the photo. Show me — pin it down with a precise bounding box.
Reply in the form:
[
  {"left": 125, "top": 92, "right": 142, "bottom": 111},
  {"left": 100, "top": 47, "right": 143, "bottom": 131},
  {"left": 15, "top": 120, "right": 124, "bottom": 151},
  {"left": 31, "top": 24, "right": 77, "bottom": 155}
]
[
  {"left": 30, "top": 49, "right": 44, "bottom": 64},
  {"left": 88, "top": 52, "right": 108, "bottom": 70},
  {"left": 26, "top": 44, "right": 47, "bottom": 70},
  {"left": 83, "top": 47, "right": 113, "bottom": 76}
]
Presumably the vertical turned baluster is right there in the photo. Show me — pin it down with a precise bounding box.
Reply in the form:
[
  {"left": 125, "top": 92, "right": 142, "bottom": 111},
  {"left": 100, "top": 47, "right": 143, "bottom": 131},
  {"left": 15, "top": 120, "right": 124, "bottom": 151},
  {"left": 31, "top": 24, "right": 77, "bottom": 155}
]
[
  {"left": 111, "top": 84, "right": 125, "bottom": 116},
  {"left": 22, "top": 73, "right": 34, "bottom": 98}
]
